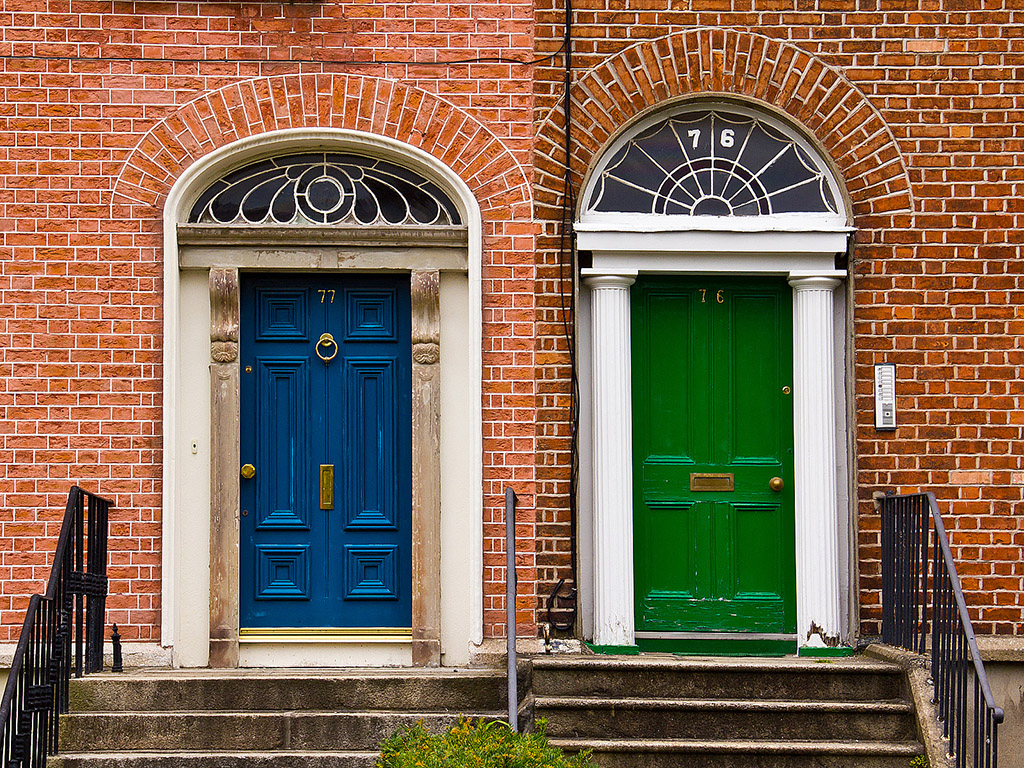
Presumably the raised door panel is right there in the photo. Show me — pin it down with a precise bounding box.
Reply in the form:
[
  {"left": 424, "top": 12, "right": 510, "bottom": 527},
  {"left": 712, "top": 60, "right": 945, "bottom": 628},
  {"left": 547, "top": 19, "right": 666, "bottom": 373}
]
[
  {"left": 343, "top": 358, "right": 399, "bottom": 529},
  {"left": 255, "top": 359, "right": 311, "bottom": 529},
  {"left": 727, "top": 291, "right": 783, "bottom": 463}
]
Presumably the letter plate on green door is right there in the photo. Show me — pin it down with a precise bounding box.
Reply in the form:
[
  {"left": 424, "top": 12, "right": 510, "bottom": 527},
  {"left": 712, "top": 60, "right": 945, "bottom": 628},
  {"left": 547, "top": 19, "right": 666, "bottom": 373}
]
[{"left": 689, "top": 473, "right": 735, "bottom": 492}]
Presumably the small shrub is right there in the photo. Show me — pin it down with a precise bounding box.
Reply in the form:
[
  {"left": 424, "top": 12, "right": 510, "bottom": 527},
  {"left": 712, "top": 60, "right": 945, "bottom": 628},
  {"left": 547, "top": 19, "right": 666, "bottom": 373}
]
[
  {"left": 377, "top": 716, "right": 599, "bottom": 768},
  {"left": 910, "top": 756, "right": 928, "bottom": 768}
]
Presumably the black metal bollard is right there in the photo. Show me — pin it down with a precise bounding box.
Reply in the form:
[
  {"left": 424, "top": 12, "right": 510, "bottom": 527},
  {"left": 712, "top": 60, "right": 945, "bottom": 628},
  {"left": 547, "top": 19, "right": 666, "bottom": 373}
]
[{"left": 111, "top": 624, "right": 123, "bottom": 672}]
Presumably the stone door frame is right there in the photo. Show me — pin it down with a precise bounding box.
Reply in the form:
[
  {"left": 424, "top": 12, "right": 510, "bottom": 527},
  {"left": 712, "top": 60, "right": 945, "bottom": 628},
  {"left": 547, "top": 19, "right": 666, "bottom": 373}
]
[{"left": 160, "top": 129, "right": 484, "bottom": 667}]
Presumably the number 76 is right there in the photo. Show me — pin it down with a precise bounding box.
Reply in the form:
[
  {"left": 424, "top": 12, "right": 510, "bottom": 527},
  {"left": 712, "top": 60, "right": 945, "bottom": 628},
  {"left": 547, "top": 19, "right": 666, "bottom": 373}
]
[{"left": 686, "top": 129, "right": 735, "bottom": 148}]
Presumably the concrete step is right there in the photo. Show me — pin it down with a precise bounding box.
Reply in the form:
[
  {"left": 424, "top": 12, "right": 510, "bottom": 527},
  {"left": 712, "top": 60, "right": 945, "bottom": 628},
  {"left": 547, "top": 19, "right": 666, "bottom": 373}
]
[
  {"left": 52, "top": 752, "right": 379, "bottom": 768},
  {"left": 530, "top": 655, "right": 905, "bottom": 702},
  {"left": 535, "top": 696, "right": 917, "bottom": 741},
  {"left": 58, "top": 710, "right": 499, "bottom": 753},
  {"left": 68, "top": 669, "right": 506, "bottom": 713},
  {"left": 548, "top": 738, "right": 925, "bottom": 768}
]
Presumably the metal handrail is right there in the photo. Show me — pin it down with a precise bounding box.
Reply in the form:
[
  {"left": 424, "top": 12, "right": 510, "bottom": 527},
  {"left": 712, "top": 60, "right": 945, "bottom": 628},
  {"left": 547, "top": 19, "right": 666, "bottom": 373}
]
[
  {"left": 881, "top": 491, "right": 1003, "bottom": 768},
  {"left": 505, "top": 487, "right": 518, "bottom": 732},
  {"left": 0, "top": 486, "right": 112, "bottom": 767}
]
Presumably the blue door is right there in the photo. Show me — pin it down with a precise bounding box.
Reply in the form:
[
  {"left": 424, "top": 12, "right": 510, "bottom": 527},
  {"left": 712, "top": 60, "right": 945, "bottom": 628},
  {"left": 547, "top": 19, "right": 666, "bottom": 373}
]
[{"left": 239, "top": 273, "right": 412, "bottom": 629}]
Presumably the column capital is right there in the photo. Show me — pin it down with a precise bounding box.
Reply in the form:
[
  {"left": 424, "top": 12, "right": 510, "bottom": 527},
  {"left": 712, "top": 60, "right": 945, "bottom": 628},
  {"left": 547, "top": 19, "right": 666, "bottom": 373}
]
[
  {"left": 788, "top": 275, "right": 842, "bottom": 291},
  {"left": 585, "top": 274, "right": 636, "bottom": 290}
]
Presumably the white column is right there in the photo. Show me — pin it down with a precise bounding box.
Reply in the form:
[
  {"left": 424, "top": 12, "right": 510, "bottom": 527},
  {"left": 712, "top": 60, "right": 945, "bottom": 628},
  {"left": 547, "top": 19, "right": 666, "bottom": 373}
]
[
  {"left": 789, "top": 275, "right": 843, "bottom": 650},
  {"left": 587, "top": 275, "right": 636, "bottom": 647}
]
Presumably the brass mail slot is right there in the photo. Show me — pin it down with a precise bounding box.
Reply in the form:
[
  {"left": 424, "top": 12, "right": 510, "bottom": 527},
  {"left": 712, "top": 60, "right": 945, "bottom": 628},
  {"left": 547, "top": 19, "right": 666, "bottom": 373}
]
[
  {"left": 690, "top": 473, "right": 735, "bottom": 492},
  {"left": 320, "top": 464, "right": 334, "bottom": 510}
]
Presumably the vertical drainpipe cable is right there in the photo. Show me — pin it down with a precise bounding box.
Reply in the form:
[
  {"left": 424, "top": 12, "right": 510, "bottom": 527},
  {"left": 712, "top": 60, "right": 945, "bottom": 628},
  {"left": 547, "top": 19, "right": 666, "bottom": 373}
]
[{"left": 547, "top": 0, "right": 579, "bottom": 636}]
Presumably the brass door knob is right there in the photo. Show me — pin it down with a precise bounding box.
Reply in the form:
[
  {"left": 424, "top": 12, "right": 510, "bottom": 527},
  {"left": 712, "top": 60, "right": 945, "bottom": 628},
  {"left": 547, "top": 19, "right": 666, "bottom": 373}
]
[
  {"left": 241, "top": 463, "right": 256, "bottom": 479},
  {"left": 769, "top": 476, "right": 784, "bottom": 492}
]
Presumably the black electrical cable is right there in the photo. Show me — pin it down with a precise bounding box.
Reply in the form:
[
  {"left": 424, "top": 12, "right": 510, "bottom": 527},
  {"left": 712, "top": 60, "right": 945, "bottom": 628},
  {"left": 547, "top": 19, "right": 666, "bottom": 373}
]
[{"left": 546, "top": 0, "right": 578, "bottom": 635}]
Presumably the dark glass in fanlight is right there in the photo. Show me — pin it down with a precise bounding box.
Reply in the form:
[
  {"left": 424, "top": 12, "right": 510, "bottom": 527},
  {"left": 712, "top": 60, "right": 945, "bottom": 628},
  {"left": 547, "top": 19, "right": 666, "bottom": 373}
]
[
  {"left": 589, "top": 110, "right": 837, "bottom": 215},
  {"left": 717, "top": 160, "right": 760, "bottom": 204},
  {"left": 596, "top": 176, "right": 654, "bottom": 213},
  {"left": 691, "top": 197, "right": 732, "bottom": 216},
  {"left": 271, "top": 184, "right": 297, "bottom": 222},
  {"left": 364, "top": 177, "right": 410, "bottom": 224},
  {"left": 353, "top": 186, "right": 378, "bottom": 224},
  {"left": 241, "top": 178, "right": 286, "bottom": 222},
  {"left": 307, "top": 178, "right": 343, "bottom": 213},
  {"left": 407, "top": 189, "right": 441, "bottom": 223},
  {"left": 190, "top": 179, "right": 227, "bottom": 222},
  {"left": 766, "top": 179, "right": 830, "bottom": 214},
  {"left": 610, "top": 145, "right": 664, "bottom": 187},
  {"left": 189, "top": 153, "right": 461, "bottom": 226}
]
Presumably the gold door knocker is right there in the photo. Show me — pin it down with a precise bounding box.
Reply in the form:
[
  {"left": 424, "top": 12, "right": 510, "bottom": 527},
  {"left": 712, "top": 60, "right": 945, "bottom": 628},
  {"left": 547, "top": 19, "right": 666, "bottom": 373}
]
[{"left": 315, "top": 332, "right": 338, "bottom": 362}]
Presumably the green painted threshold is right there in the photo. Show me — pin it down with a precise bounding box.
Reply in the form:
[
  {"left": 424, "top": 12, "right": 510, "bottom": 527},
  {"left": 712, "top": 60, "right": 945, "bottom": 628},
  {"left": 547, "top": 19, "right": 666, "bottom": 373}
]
[
  {"left": 797, "top": 645, "right": 856, "bottom": 657},
  {"left": 637, "top": 637, "right": 795, "bottom": 656},
  {"left": 584, "top": 642, "right": 640, "bottom": 655}
]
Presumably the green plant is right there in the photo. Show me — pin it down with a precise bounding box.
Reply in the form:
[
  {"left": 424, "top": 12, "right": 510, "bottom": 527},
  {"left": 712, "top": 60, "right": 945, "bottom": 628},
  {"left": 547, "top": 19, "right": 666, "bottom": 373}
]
[
  {"left": 910, "top": 756, "right": 928, "bottom": 768},
  {"left": 377, "top": 716, "right": 599, "bottom": 768}
]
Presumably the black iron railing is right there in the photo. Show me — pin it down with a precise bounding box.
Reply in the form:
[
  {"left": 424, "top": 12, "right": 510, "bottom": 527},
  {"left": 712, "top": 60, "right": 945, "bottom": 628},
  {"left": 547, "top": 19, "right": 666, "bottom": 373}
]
[
  {"left": 0, "top": 486, "right": 111, "bottom": 768},
  {"left": 880, "top": 491, "right": 1003, "bottom": 768}
]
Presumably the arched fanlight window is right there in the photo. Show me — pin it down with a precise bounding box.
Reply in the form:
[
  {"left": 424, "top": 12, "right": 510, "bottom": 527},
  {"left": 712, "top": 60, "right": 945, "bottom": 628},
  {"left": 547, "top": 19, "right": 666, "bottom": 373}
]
[
  {"left": 188, "top": 152, "right": 462, "bottom": 227},
  {"left": 585, "top": 106, "right": 842, "bottom": 218}
]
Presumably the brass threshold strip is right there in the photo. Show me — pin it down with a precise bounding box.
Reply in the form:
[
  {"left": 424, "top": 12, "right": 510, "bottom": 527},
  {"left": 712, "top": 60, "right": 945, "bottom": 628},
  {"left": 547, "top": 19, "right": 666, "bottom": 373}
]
[{"left": 239, "top": 627, "right": 413, "bottom": 644}]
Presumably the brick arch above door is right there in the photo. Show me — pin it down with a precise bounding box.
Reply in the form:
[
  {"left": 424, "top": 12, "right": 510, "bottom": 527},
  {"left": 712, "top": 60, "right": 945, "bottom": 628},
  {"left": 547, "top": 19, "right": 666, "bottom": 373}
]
[
  {"left": 110, "top": 73, "right": 531, "bottom": 223},
  {"left": 534, "top": 28, "right": 915, "bottom": 225}
]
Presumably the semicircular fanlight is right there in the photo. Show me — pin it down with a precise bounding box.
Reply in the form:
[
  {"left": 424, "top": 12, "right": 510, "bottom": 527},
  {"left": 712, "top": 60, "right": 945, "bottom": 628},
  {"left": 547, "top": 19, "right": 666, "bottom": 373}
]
[
  {"left": 188, "top": 153, "right": 462, "bottom": 227},
  {"left": 587, "top": 110, "right": 840, "bottom": 217}
]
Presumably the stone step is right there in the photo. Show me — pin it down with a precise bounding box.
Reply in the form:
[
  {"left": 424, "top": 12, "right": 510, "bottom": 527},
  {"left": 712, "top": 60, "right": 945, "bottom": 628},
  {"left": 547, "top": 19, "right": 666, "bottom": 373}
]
[
  {"left": 51, "top": 752, "right": 379, "bottom": 768},
  {"left": 530, "top": 656, "right": 905, "bottom": 702},
  {"left": 548, "top": 738, "right": 925, "bottom": 768},
  {"left": 68, "top": 669, "right": 506, "bottom": 713},
  {"left": 534, "top": 696, "right": 917, "bottom": 741},
  {"left": 58, "top": 710, "right": 499, "bottom": 753}
]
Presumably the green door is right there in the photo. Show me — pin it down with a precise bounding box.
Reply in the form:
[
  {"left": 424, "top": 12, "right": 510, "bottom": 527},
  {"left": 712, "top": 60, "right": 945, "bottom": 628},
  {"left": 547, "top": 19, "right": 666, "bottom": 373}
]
[{"left": 632, "top": 275, "right": 796, "bottom": 653}]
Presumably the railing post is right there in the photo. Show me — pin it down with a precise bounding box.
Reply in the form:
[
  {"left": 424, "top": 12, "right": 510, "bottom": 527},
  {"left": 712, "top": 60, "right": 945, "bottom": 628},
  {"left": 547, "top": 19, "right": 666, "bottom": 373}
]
[
  {"left": 505, "top": 487, "right": 518, "bottom": 733},
  {"left": 880, "top": 493, "right": 894, "bottom": 644}
]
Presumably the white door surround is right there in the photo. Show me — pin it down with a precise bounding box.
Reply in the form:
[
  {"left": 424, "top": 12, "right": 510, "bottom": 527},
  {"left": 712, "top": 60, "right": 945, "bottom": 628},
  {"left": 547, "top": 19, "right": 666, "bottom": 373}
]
[
  {"left": 581, "top": 253, "right": 849, "bottom": 652},
  {"left": 578, "top": 100, "right": 854, "bottom": 652}
]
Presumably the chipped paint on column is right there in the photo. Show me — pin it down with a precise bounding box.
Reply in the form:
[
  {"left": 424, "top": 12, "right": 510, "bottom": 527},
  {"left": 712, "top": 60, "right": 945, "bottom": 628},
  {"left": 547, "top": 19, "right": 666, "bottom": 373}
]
[
  {"left": 588, "top": 275, "right": 637, "bottom": 647},
  {"left": 790, "top": 275, "right": 844, "bottom": 649}
]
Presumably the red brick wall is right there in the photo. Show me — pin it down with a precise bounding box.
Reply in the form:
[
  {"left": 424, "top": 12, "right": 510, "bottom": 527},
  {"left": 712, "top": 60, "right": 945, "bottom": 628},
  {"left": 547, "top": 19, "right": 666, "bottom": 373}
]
[
  {"left": 2, "top": 0, "right": 1022, "bottom": 646},
  {"left": 0, "top": 0, "right": 538, "bottom": 642},
  {"left": 533, "top": 4, "right": 1024, "bottom": 638}
]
